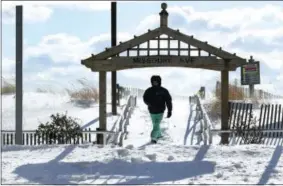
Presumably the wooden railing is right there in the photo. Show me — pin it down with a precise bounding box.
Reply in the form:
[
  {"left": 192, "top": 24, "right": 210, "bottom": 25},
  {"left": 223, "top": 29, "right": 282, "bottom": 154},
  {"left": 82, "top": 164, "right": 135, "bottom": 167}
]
[
  {"left": 120, "top": 86, "right": 189, "bottom": 100},
  {"left": 107, "top": 95, "right": 137, "bottom": 146},
  {"left": 189, "top": 95, "right": 214, "bottom": 145}
]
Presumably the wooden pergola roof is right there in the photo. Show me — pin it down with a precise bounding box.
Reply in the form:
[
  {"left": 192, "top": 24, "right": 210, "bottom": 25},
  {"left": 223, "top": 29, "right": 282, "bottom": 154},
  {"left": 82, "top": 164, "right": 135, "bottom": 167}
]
[{"left": 81, "top": 3, "right": 247, "bottom": 72}]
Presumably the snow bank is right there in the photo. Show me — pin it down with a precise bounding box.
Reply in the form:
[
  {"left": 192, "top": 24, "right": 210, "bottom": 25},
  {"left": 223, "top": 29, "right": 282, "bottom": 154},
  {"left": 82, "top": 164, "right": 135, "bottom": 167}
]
[{"left": 2, "top": 92, "right": 124, "bottom": 130}]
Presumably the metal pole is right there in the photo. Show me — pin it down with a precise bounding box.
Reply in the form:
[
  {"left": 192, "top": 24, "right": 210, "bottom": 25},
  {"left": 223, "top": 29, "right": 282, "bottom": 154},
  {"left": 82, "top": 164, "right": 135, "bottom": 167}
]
[
  {"left": 111, "top": 2, "right": 117, "bottom": 115},
  {"left": 15, "top": 5, "right": 23, "bottom": 145}
]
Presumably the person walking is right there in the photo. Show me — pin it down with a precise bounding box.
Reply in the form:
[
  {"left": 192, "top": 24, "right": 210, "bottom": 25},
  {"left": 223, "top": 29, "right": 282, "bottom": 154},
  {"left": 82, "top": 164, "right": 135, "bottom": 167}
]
[{"left": 143, "top": 75, "right": 172, "bottom": 143}]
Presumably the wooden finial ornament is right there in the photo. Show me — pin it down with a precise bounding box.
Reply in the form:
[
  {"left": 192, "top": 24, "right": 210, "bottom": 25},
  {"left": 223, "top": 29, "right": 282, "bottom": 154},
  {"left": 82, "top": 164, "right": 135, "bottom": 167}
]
[{"left": 159, "top": 3, "right": 168, "bottom": 27}]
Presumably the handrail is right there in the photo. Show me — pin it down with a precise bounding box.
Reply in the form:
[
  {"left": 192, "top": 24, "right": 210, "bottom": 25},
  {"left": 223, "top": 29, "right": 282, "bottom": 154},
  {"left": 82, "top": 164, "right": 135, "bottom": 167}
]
[
  {"left": 189, "top": 94, "right": 214, "bottom": 145},
  {"left": 107, "top": 95, "right": 137, "bottom": 146},
  {"left": 120, "top": 86, "right": 190, "bottom": 100}
]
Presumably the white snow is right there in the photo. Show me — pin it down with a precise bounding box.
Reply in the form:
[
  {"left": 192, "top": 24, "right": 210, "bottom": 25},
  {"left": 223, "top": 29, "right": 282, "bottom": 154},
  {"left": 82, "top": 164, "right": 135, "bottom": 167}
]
[
  {"left": 2, "top": 144, "right": 283, "bottom": 184},
  {"left": 2, "top": 92, "right": 124, "bottom": 131},
  {"left": 2, "top": 92, "right": 283, "bottom": 184}
]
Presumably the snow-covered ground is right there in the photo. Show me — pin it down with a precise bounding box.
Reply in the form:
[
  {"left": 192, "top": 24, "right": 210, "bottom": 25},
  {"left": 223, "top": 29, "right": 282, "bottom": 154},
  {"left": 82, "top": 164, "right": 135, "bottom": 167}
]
[
  {"left": 2, "top": 144, "right": 283, "bottom": 184},
  {"left": 2, "top": 92, "right": 283, "bottom": 184}
]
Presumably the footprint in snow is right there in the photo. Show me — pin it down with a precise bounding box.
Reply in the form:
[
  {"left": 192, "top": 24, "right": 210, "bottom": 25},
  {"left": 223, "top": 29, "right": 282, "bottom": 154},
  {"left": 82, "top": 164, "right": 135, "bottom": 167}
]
[
  {"left": 131, "top": 157, "right": 144, "bottom": 163},
  {"left": 117, "top": 149, "right": 130, "bottom": 157},
  {"left": 145, "top": 153, "right": 157, "bottom": 161},
  {"left": 233, "top": 162, "right": 243, "bottom": 169},
  {"left": 125, "top": 144, "right": 134, "bottom": 150},
  {"left": 243, "top": 177, "right": 249, "bottom": 182},
  {"left": 167, "top": 155, "right": 174, "bottom": 161},
  {"left": 215, "top": 172, "right": 223, "bottom": 178}
]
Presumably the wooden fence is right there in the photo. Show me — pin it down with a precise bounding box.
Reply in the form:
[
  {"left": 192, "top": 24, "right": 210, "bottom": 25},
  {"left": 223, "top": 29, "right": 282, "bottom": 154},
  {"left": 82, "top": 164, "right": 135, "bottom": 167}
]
[
  {"left": 191, "top": 94, "right": 283, "bottom": 145},
  {"left": 2, "top": 96, "right": 137, "bottom": 146},
  {"left": 1, "top": 128, "right": 99, "bottom": 145},
  {"left": 209, "top": 102, "right": 283, "bottom": 145}
]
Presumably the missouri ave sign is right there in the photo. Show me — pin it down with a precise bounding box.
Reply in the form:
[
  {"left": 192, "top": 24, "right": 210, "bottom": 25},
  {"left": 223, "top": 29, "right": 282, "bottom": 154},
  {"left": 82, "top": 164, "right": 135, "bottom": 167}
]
[{"left": 84, "top": 56, "right": 231, "bottom": 71}]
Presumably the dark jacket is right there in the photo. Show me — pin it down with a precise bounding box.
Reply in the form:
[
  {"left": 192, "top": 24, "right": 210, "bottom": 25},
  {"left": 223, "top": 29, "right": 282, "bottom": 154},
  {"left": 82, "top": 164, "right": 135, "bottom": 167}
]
[{"left": 143, "top": 86, "right": 172, "bottom": 114}]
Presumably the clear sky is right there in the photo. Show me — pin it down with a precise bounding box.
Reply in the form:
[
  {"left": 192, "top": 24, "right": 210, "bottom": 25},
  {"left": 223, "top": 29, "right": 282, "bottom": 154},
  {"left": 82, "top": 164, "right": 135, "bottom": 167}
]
[{"left": 2, "top": 1, "right": 283, "bottom": 95}]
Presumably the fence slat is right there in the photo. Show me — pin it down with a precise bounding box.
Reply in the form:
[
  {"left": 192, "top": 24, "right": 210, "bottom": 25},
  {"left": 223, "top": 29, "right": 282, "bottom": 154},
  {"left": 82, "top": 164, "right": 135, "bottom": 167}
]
[
  {"left": 2, "top": 133, "right": 4, "bottom": 145},
  {"left": 236, "top": 103, "right": 243, "bottom": 136},
  {"left": 244, "top": 103, "right": 251, "bottom": 144},
  {"left": 11, "top": 133, "right": 14, "bottom": 145},
  {"left": 262, "top": 104, "right": 268, "bottom": 140},
  {"left": 26, "top": 133, "right": 29, "bottom": 145},
  {"left": 281, "top": 106, "right": 283, "bottom": 138},
  {"left": 81, "top": 133, "right": 84, "bottom": 144},
  {"left": 269, "top": 105, "right": 274, "bottom": 139},
  {"left": 34, "top": 134, "right": 37, "bottom": 145},
  {"left": 30, "top": 133, "right": 33, "bottom": 145},
  {"left": 84, "top": 129, "right": 87, "bottom": 143},
  {"left": 7, "top": 134, "right": 10, "bottom": 145},
  {"left": 273, "top": 105, "right": 278, "bottom": 138},
  {"left": 266, "top": 104, "right": 272, "bottom": 142},
  {"left": 231, "top": 103, "right": 239, "bottom": 130},
  {"left": 239, "top": 103, "right": 246, "bottom": 141},
  {"left": 263, "top": 105, "right": 271, "bottom": 143},
  {"left": 277, "top": 105, "right": 281, "bottom": 138},
  {"left": 239, "top": 103, "right": 247, "bottom": 144},
  {"left": 88, "top": 128, "right": 91, "bottom": 143}
]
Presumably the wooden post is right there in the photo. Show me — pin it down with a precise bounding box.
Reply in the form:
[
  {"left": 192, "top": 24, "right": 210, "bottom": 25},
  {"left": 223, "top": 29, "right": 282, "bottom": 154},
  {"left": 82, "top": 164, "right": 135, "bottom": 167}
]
[
  {"left": 111, "top": 2, "right": 117, "bottom": 115},
  {"left": 248, "top": 56, "right": 255, "bottom": 98},
  {"left": 98, "top": 71, "right": 107, "bottom": 145},
  {"left": 221, "top": 61, "right": 229, "bottom": 144},
  {"left": 15, "top": 6, "right": 23, "bottom": 145},
  {"left": 117, "top": 84, "right": 120, "bottom": 106}
]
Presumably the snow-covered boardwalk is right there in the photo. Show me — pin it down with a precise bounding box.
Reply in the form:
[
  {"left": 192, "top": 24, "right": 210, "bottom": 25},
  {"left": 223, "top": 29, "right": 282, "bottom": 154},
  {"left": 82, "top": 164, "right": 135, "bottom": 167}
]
[
  {"left": 123, "top": 97, "right": 199, "bottom": 147},
  {"left": 2, "top": 93, "right": 283, "bottom": 184}
]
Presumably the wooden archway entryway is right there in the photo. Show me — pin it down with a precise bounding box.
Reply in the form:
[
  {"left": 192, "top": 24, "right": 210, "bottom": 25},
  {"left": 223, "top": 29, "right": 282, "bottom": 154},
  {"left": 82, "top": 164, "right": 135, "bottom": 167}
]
[{"left": 81, "top": 3, "right": 248, "bottom": 145}]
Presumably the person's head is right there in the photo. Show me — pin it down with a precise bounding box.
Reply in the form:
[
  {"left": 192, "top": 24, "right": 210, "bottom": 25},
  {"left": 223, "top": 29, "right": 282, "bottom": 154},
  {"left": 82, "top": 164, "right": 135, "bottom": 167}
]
[{"left": 151, "top": 75, "right": 161, "bottom": 87}]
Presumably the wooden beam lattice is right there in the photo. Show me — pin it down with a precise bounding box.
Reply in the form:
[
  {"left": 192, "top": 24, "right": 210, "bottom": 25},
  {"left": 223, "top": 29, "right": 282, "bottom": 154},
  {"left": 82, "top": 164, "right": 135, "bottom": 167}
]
[
  {"left": 81, "top": 4, "right": 247, "bottom": 72},
  {"left": 124, "top": 35, "right": 218, "bottom": 58}
]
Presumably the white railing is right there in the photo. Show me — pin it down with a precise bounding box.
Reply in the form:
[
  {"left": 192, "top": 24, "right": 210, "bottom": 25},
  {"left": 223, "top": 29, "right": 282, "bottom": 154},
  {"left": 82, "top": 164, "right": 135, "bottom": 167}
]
[
  {"left": 189, "top": 95, "right": 214, "bottom": 145},
  {"left": 121, "top": 86, "right": 190, "bottom": 100},
  {"left": 107, "top": 95, "right": 137, "bottom": 146}
]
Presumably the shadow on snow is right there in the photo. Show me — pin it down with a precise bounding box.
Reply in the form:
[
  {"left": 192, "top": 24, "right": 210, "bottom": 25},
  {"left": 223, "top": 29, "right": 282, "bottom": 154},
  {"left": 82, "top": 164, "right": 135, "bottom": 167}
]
[{"left": 12, "top": 146, "right": 215, "bottom": 184}]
